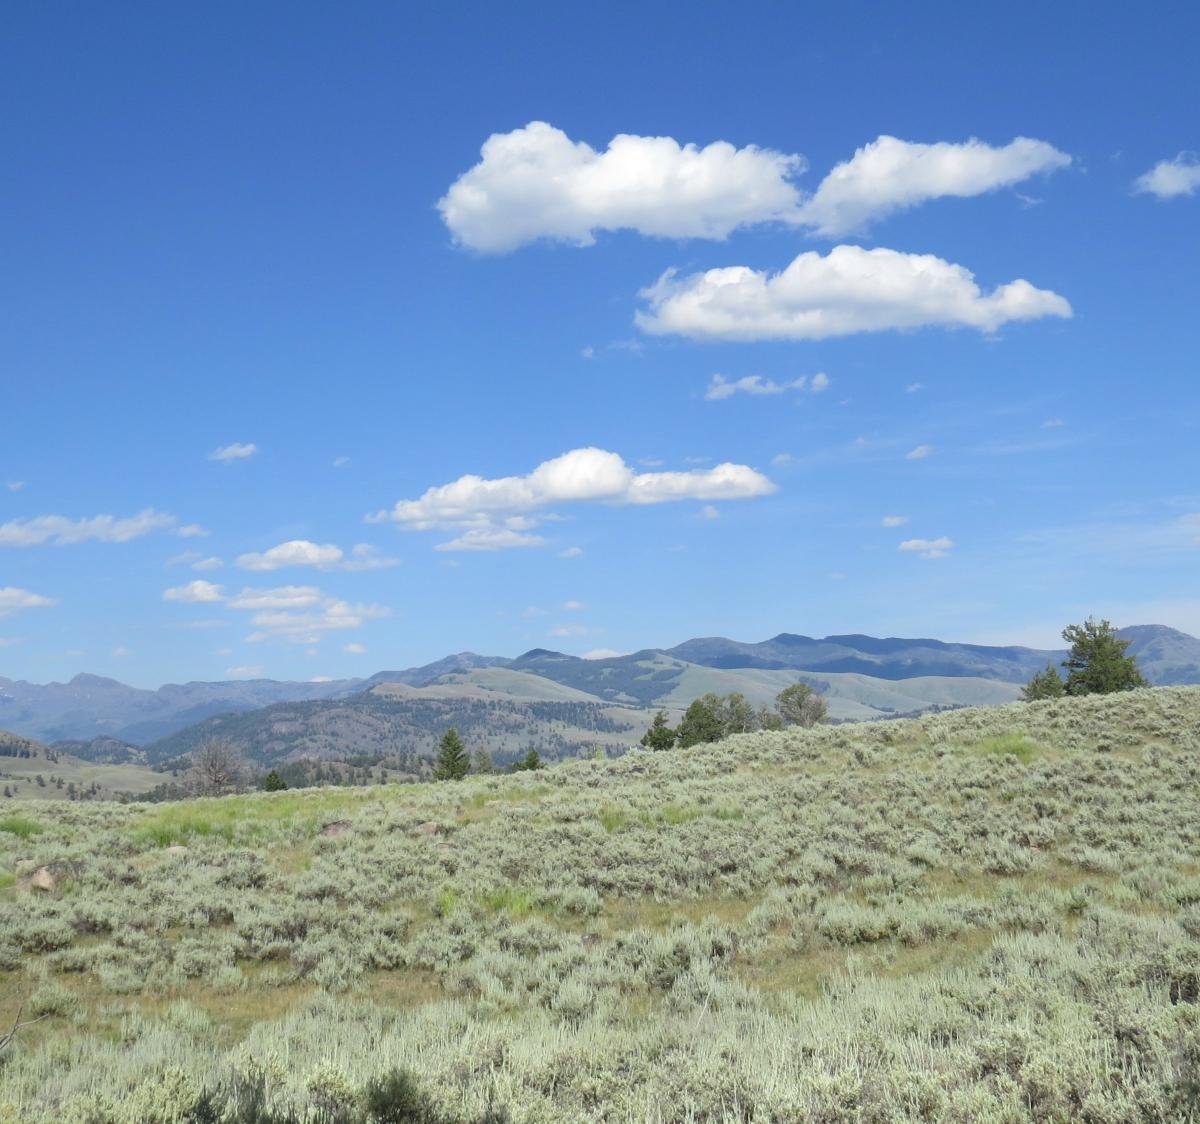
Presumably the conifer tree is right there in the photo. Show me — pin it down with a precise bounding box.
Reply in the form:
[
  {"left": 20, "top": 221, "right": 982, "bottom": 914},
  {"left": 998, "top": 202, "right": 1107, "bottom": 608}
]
[
  {"left": 1061, "top": 618, "right": 1147, "bottom": 696},
  {"left": 261, "top": 769, "right": 287, "bottom": 791},
  {"left": 433, "top": 728, "right": 470, "bottom": 780},
  {"left": 639, "top": 710, "right": 677, "bottom": 750},
  {"left": 1022, "top": 663, "right": 1065, "bottom": 701}
]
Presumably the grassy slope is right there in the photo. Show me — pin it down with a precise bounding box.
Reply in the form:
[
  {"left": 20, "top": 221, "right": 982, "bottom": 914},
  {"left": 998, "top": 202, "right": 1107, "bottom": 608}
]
[
  {"left": 0, "top": 688, "right": 1197, "bottom": 1120},
  {"left": 0, "top": 731, "right": 162, "bottom": 801}
]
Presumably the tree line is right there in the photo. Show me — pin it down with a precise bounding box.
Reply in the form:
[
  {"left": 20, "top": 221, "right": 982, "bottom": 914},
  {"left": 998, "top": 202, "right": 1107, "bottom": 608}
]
[{"left": 640, "top": 682, "right": 828, "bottom": 751}]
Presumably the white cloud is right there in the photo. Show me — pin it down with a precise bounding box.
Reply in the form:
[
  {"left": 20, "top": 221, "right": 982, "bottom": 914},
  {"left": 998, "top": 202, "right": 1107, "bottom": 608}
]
[
  {"left": 1134, "top": 153, "right": 1200, "bottom": 199},
  {"left": 705, "top": 372, "right": 829, "bottom": 400},
  {"left": 237, "top": 540, "right": 345, "bottom": 571},
  {"left": 209, "top": 443, "right": 258, "bottom": 463},
  {"left": 700, "top": 505, "right": 720, "bottom": 520},
  {"left": 0, "top": 587, "right": 58, "bottom": 619},
  {"left": 162, "top": 580, "right": 225, "bottom": 604},
  {"left": 796, "top": 135, "right": 1070, "bottom": 236},
  {"left": 5, "top": 481, "right": 25, "bottom": 492},
  {"left": 582, "top": 648, "right": 624, "bottom": 660},
  {"left": 899, "top": 536, "right": 955, "bottom": 559},
  {"left": 770, "top": 453, "right": 794, "bottom": 467},
  {"left": 0, "top": 508, "right": 176, "bottom": 547},
  {"left": 438, "top": 121, "right": 807, "bottom": 252},
  {"left": 558, "top": 546, "right": 584, "bottom": 559},
  {"left": 343, "top": 643, "right": 366, "bottom": 654},
  {"left": 1041, "top": 418, "right": 1065, "bottom": 429},
  {"left": 435, "top": 528, "right": 547, "bottom": 552},
  {"left": 225, "top": 665, "right": 264, "bottom": 679},
  {"left": 112, "top": 646, "right": 131, "bottom": 658},
  {"left": 371, "top": 446, "right": 775, "bottom": 550},
  {"left": 199, "top": 584, "right": 387, "bottom": 644},
  {"left": 177, "top": 524, "right": 209, "bottom": 539},
  {"left": 906, "top": 445, "right": 934, "bottom": 461},
  {"left": 882, "top": 515, "right": 909, "bottom": 527},
  {"left": 193, "top": 556, "right": 223, "bottom": 571},
  {"left": 245, "top": 598, "right": 390, "bottom": 644},
  {"left": 563, "top": 600, "right": 586, "bottom": 611},
  {"left": 341, "top": 543, "right": 402, "bottom": 571},
  {"left": 638, "top": 246, "right": 1071, "bottom": 342},
  {"left": 906, "top": 382, "right": 924, "bottom": 393},
  {"left": 332, "top": 456, "right": 351, "bottom": 468},
  {"left": 226, "top": 586, "right": 323, "bottom": 611}
]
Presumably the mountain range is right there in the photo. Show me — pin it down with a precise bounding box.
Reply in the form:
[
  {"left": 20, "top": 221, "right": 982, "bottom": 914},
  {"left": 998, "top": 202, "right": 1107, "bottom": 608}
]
[{"left": 2, "top": 625, "right": 1197, "bottom": 765}]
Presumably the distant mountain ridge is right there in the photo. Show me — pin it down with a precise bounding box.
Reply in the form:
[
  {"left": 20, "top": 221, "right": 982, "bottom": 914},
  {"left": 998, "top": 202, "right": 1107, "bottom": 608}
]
[{"left": 1, "top": 625, "right": 1197, "bottom": 747}]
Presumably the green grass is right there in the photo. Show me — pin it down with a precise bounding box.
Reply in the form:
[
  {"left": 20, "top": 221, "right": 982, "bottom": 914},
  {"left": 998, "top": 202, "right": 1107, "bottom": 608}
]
[
  {"left": 971, "top": 732, "right": 1043, "bottom": 764},
  {"left": 0, "top": 814, "right": 44, "bottom": 839}
]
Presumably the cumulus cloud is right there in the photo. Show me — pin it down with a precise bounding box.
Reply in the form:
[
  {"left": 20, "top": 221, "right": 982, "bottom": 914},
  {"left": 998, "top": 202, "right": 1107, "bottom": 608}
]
[
  {"left": 637, "top": 246, "right": 1071, "bottom": 342},
  {"left": 1134, "top": 153, "right": 1200, "bottom": 199},
  {"left": 177, "top": 524, "right": 209, "bottom": 539},
  {"left": 6, "top": 481, "right": 25, "bottom": 492},
  {"left": 899, "top": 536, "right": 955, "bottom": 559},
  {"left": 582, "top": 648, "right": 624, "bottom": 660},
  {"left": 558, "top": 546, "right": 584, "bottom": 559},
  {"left": 906, "top": 445, "right": 934, "bottom": 460},
  {"left": 236, "top": 540, "right": 400, "bottom": 572},
  {"left": 209, "top": 443, "right": 258, "bottom": 463},
  {"left": 162, "top": 580, "right": 225, "bottom": 604},
  {"left": 190, "top": 583, "right": 390, "bottom": 644},
  {"left": 370, "top": 447, "right": 775, "bottom": 551},
  {"left": 438, "top": 121, "right": 807, "bottom": 251},
  {"left": 343, "top": 642, "right": 366, "bottom": 654},
  {"left": 882, "top": 515, "right": 909, "bottom": 527},
  {"left": 797, "top": 135, "right": 1071, "bottom": 236},
  {"left": 0, "top": 587, "right": 58, "bottom": 618},
  {"left": 237, "top": 540, "right": 344, "bottom": 571},
  {"left": 193, "top": 556, "right": 223, "bottom": 571},
  {"left": 705, "top": 372, "right": 830, "bottom": 400},
  {"left": 439, "top": 125, "right": 1072, "bottom": 250},
  {"left": 0, "top": 508, "right": 177, "bottom": 547}
]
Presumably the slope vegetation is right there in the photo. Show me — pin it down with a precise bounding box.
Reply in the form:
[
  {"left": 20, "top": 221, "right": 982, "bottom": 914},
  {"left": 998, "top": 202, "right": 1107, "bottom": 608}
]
[{"left": 0, "top": 688, "right": 1197, "bottom": 1120}]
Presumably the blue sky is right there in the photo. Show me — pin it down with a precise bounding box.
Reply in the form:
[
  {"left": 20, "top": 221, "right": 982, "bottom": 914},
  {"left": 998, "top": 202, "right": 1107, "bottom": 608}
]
[{"left": 2, "top": 1, "right": 1198, "bottom": 688}]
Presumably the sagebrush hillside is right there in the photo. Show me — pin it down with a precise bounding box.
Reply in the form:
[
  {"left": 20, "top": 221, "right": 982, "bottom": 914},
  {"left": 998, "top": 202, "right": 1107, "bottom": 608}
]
[{"left": 0, "top": 688, "right": 1198, "bottom": 1120}]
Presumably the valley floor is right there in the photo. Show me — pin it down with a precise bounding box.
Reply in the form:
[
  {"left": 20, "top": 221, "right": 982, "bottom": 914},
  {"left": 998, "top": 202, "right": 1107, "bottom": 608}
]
[{"left": 0, "top": 688, "right": 1198, "bottom": 1121}]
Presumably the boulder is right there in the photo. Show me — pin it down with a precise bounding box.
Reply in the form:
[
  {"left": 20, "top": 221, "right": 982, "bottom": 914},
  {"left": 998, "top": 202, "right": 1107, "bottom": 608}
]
[{"left": 30, "top": 867, "right": 57, "bottom": 892}]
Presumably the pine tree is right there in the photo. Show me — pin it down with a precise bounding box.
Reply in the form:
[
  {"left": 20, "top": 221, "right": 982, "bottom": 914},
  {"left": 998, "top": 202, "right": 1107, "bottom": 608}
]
[
  {"left": 676, "top": 695, "right": 726, "bottom": 748},
  {"left": 472, "top": 747, "right": 494, "bottom": 775},
  {"left": 433, "top": 728, "right": 470, "bottom": 781},
  {"left": 1061, "top": 618, "right": 1147, "bottom": 696},
  {"left": 639, "top": 710, "right": 677, "bottom": 750},
  {"left": 519, "top": 748, "right": 543, "bottom": 771},
  {"left": 1022, "top": 663, "right": 1065, "bottom": 701},
  {"left": 775, "top": 682, "right": 828, "bottom": 727},
  {"left": 261, "top": 769, "right": 288, "bottom": 791}
]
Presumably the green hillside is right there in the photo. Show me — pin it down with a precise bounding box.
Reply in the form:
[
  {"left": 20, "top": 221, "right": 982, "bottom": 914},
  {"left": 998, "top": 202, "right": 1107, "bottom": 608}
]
[{"left": 0, "top": 688, "right": 1197, "bottom": 1120}]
